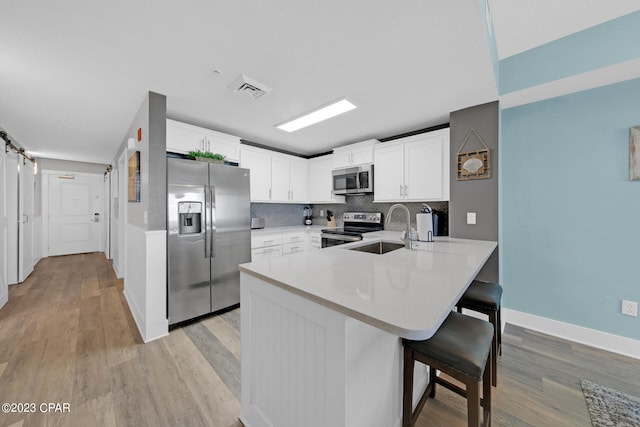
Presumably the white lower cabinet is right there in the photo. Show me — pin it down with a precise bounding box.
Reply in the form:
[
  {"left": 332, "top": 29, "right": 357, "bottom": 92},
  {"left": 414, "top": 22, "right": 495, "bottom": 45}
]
[
  {"left": 309, "top": 232, "right": 322, "bottom": 250},
  {"left": 281, "top": 232, "right": 307, "bottom": 255},
  {"left": 251, "top": 234, "right": 283, "bottom": 261},
  {"left": 251, "top": 230, "right": 314, "bottom": 260},
  {"left": 251, "top": 246, "right": 282, "bottom": 261}
]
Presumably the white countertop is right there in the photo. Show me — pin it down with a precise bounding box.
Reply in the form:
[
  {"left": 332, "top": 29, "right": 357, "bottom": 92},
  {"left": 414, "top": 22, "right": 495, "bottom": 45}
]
[
  {"left": 239, "top": 234, "right": 497, "bottom": 340},
  {"left": 250, "top": 225, "right": 325, "bottom": 235}
]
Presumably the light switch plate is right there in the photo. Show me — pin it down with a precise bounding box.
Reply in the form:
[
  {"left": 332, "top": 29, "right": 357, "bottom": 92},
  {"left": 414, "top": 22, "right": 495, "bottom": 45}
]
[{"left": 467, "top": 212, "right": 477, "bottom": 225}]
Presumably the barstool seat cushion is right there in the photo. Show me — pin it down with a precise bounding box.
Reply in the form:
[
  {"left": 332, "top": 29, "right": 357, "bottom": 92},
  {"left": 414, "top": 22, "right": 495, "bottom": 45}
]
[
  {"left": 403, "top": 312, "right": 493, "bottom": 380},
  {"left": 459, "top": 280, "right": 502, "bottom": 310}
]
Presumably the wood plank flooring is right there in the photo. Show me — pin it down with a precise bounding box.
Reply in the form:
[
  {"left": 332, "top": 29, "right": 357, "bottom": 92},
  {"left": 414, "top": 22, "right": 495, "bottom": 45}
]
[{"left": 0, "top": 253, "right": 638, "bottom": 426}]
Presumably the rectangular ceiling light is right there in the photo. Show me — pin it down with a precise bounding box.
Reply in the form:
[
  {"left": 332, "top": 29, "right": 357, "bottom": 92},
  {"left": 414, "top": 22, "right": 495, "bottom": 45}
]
[{"left": 276, "top": 98, "right": 357, "bottom": 132}]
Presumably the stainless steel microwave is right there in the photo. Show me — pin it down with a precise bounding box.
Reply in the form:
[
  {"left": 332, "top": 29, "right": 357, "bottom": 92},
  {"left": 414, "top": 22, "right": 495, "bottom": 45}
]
[{"left": 332, "top": 164, "right": 373, "bottom": 195}]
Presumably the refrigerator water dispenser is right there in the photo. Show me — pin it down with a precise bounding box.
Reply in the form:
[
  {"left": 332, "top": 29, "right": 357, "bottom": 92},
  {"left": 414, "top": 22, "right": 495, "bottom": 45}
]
[{"left": 178, "top": 202, "right": 202, "bottom": 234}]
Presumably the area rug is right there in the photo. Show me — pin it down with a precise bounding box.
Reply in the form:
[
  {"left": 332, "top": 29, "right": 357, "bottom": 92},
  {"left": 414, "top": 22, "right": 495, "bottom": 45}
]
[{"left": 581, "top": 379, "right": 640, "bottom": 426}]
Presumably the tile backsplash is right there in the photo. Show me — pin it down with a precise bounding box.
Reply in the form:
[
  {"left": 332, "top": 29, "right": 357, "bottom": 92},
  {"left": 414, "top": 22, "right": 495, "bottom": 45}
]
[
  {"left": 250, "top": 203, "right": 308, "bottom": 227},
  {"left": 251, "top": 195, "right": 448, "bottom": 233}
]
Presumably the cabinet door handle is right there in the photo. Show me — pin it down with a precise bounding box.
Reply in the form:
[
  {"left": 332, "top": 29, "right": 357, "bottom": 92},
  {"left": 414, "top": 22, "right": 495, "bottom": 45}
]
[
  {"left": 404, "top": 185, "right": 408, "bottom": 196},
  {"left": 399, "top": 185, "right": 403, "bottom": 196},
  {"left": 269, "top": 188, "right": 272, "bottom": 200}
]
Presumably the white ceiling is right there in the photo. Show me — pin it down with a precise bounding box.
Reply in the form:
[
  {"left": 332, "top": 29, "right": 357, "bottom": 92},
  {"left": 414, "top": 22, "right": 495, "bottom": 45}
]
[
  {"left": 490, "top": 0, "right": 640, "bottom": 59},
  {"left": 0, "top": 1, "right": 637, "bottom": 164}
]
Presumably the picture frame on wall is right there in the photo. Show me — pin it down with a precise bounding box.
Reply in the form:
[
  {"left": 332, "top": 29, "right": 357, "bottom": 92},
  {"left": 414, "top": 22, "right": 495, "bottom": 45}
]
[
  {"left": 630, "top": 126, "right": 640, "bottom": 181},
  {"left": 128, "top": 151, "right": 141, "bottom": 202},
  {"left": 456, "top": 128, "right": 491, "bottom": 180}
]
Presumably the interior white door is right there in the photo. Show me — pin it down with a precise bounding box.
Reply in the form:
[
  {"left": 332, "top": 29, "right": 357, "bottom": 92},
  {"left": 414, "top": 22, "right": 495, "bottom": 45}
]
[
  {"left": 0, "top": 144, "right": 8, "bottom": 307},
  {"left": 48, "top": 173, "right": 102, "bottom": 256},
  {"left": 19, "top": 160, "right": 35, "bottom": 281}
]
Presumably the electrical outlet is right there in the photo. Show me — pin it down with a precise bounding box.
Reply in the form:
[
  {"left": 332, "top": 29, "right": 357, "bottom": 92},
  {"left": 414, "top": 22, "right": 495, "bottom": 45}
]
[
  {"left": 319, "top": 210, "right": 325, "bottom": 217},
  {"left": 467, "top": 212, "right": 476, "bottom": 225},
  {"left": 621, "top": 300, "right": 638, "bottom": 317}
]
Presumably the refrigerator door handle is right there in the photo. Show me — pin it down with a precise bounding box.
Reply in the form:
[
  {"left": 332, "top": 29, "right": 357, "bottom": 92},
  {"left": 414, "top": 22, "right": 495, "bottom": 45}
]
[
  {"left": 210, "top": 185, "right": 216, "bottom": 258},
  {"left": 204, "top": 184, "right": 210, "bottom": 259}
]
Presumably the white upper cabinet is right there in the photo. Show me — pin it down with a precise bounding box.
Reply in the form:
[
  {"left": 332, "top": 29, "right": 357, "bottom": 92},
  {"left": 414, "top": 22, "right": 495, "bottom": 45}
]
[
  {"left": 270, "top": 154, "right": 308, "bottom": 203},
  {"left": 288, "top": 157, "right": 309, "bottom": 203},
  {"left": 240, "top": 147, "right": 272, "bottom": 201},
  {"left": 332, "top": 139, "right": 377, "bottom": 168},
  {"left": 240, "top": 146, "right": 308, "bottom": 203},
  {"left": 374, "top": 128, "right": 450, "bottom": 202},
  {"left": 270, "top": 156, "right": 290, "bottom": 201},
  {"left": 166, "top": 119, "right": 240, "bottom": 161},
  {"left": 373, "top": 143, "right": 405, "bottom": 201},
  {"left": 308, "top": 155, "right": 346, "bottom": 204}
]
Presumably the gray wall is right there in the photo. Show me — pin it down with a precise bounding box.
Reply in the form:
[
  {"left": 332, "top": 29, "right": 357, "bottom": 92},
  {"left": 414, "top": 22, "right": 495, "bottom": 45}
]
[
  {"left": 449, "top": 101, "right": 499, "bottom": 283},
  {"left": 38, "top": 158, "right": 107, "bottom": 174},
  {"left": 148, "top": 92, "right": 167, "bottom": 230},
  {"left": 116, "top": 91, "right": 167, "bottom": 231}
]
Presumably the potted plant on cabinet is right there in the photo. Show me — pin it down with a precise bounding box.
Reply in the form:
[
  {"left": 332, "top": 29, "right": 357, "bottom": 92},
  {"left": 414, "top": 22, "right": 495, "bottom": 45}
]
[{"left": 188, "top": 150, "right": 226, "bottom": 164}]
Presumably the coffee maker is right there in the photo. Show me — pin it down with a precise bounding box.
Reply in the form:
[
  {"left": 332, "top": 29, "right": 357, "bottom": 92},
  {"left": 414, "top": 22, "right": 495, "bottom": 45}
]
[{"left": 303, "top": 206, "right": 313, "bottom": 225}]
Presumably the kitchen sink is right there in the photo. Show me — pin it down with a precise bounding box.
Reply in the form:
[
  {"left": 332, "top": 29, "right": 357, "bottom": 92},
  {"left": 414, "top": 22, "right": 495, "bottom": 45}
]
[{"left": 347, "top": 241, "right": 405, "bottom": 255}]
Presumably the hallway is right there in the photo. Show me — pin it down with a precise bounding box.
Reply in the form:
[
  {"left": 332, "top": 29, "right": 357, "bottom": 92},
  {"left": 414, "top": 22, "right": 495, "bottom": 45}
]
[{"left": 0, "top": 253, "right": 241, "bottom": 427}]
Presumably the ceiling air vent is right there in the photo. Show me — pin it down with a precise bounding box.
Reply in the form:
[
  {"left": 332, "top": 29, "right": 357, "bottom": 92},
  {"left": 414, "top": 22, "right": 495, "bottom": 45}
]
[{"left": 228, "top": 74, "right": 272, "bottom": 100}]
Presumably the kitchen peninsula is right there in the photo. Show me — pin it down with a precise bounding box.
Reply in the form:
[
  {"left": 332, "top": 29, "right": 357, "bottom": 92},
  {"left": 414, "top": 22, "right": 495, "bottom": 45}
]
[{"left": 238, "top": 235, "right": 497, "bottom": 427}]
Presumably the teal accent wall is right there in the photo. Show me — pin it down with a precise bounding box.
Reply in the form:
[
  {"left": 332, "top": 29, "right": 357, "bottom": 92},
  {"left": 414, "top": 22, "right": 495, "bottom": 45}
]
[
  {"left": 500, "top": 11, "right": 640, "bottom": 94},
  {"left": 480, "top": 0, "right": 499, "bottom": 87},
  {"left": 501, "top": 78, "right": 640, "bottom": 340}
]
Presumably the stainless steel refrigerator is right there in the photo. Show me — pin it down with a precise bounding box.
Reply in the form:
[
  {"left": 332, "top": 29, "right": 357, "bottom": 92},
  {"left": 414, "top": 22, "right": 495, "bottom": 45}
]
[{"left": 167, "top": 157, "right": 251, "bottom": 326}]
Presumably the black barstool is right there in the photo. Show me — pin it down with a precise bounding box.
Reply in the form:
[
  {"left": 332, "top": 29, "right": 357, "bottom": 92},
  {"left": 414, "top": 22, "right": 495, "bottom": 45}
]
[
  {"left": 403, "top": 312, "right": 493, "bottom": 427},
  {"left": 456, "top": 280, "right": 503, "bottom": 386}
]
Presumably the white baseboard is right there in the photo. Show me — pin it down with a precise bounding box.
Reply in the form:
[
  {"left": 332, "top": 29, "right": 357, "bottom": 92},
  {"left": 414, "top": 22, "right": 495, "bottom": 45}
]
[
  {"left": 123, "top": 288, "right": 145, "bottom": 339},
  {"left": 112, "top": 260, "right": 123, "bottom": 279},
  {"left": 0, "top": 287, "right": 7, "bottom": 310},
  {"left": 503, "top": 308, "right": 640, "bottom": 360}
]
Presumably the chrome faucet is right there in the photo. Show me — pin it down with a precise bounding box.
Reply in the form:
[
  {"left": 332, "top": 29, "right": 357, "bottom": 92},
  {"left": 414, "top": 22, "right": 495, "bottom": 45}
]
[{"left": 386, "top": 204, "right": 412, "bottom": 250}]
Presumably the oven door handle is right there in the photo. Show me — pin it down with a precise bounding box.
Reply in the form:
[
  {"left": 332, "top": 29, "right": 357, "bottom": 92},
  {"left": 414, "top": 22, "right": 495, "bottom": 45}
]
[{"left": 321, "top": 233, "right": 362, "bottom": 242}]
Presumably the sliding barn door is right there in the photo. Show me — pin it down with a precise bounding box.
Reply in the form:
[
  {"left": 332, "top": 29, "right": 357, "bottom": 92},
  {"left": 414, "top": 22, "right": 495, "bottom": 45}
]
[
  {"left": 19, "top": 160, "right": 34, "bottom": 282},
  {"left": 0, "top": 145, "right": 7, "bottom": 307},
  {"left": 6, "top": 152, "right": 19, "bottom": 285}
]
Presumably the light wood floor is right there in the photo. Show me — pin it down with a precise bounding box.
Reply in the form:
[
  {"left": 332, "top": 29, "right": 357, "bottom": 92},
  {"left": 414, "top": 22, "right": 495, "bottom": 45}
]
[{"left": 0, "top": 253, "right": 638, "bottom": 427}]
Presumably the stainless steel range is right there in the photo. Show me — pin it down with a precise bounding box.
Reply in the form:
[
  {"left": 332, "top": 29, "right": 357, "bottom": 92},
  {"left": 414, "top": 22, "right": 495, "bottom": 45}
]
[{"left": 321, "top": 212, "right": 383, "bottom": 248}]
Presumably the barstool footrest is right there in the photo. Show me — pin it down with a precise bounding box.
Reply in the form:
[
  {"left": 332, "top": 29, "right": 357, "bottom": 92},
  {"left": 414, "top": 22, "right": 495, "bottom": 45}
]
[{"left": 435, "top": 376, "right": 467, "bottom": 398}]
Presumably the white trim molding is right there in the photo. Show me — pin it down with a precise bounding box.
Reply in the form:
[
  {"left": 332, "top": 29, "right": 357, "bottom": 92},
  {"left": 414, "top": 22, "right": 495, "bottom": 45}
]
[{"left": 504, "top": 308, "right": 640, "bottom": 360}]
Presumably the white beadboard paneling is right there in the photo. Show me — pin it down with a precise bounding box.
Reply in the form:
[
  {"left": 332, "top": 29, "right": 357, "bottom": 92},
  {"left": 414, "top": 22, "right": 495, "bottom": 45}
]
[
  {"left": 240, "top": 272, "right": 428, "bottom": 427},
  {"left": 123, "top": 224, "right": 168, "bottom": 343},
  {"left": 145, "top": 230, "right": 168, "bottom": 341}
]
